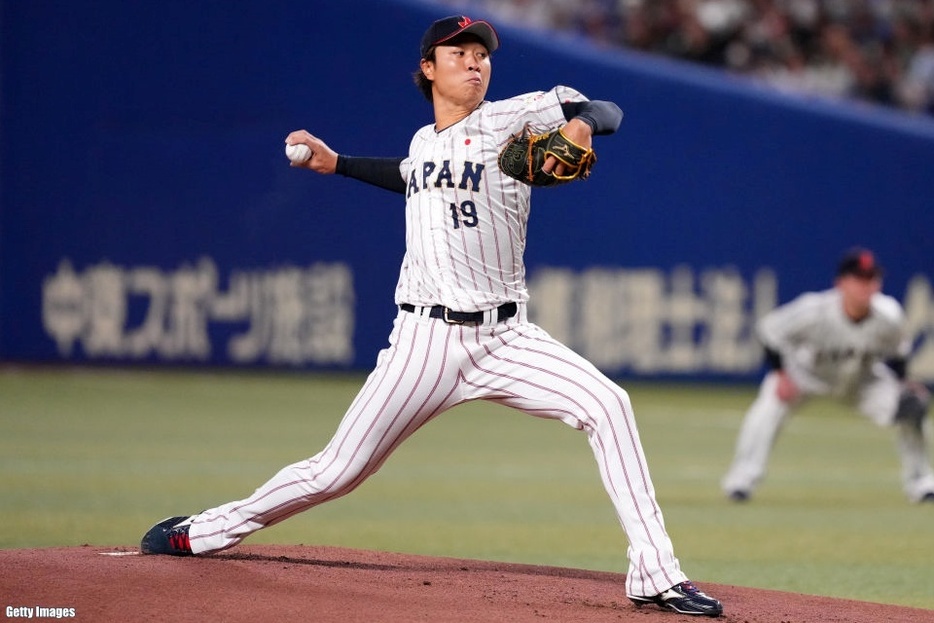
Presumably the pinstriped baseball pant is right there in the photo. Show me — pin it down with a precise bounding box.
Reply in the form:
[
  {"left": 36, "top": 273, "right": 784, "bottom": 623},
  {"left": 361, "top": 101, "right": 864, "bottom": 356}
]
[
  {"left": 189, "top": 304, "right": 687, "bottom": 596},
  {"left": 722, "top": 369, "right": 934, "bottom": 501}
]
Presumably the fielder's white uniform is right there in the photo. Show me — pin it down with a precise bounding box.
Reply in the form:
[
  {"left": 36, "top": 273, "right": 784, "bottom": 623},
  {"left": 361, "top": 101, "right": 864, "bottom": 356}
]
[
  {"left": 721, "top": 287, "right": 934, "bottom": 501},
  {"left": 187, "top": 86, "right": 688, "bottom": 597}
]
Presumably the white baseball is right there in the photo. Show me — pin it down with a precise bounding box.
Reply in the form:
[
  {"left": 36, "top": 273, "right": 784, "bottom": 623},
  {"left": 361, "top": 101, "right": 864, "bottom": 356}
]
[{"left": 285, "top": 143, "right": 312, "bottom": 163}]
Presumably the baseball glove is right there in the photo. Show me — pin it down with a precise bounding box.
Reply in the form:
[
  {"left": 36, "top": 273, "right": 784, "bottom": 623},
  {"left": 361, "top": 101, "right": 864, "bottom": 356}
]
[{"left": 498, "top": 125, "right": 596, "bottom": 187}]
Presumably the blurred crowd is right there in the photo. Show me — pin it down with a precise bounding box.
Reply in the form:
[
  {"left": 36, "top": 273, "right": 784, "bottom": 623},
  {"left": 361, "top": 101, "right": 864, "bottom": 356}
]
[{"left": 430, "top": 0, "right": 934, "bottom": 117}]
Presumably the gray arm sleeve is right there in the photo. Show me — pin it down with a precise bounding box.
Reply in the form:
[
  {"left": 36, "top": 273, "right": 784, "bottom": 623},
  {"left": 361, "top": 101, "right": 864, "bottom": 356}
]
[{"left": 561, "top": 100, "right": 623, "bottom": 135}]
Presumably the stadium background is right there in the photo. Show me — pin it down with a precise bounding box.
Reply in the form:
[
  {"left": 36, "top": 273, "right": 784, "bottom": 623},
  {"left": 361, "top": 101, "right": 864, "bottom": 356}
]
[
  {"left": 4, "top": 1, "right": 934, "bottom": 614},
  {"left": 2, "top": 0, "right": 933, "bottom": 382}
]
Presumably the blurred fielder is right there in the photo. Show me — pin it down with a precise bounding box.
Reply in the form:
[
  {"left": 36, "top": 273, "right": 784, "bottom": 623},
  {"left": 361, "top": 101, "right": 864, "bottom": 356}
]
[{"left": 722, "top": 247, "right": 934, "bottom": 503}]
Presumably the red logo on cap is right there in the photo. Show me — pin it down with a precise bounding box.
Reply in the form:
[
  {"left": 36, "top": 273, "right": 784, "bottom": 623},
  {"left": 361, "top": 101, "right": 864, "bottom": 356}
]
[
  {"left": 458, "top": 16, "right": 472, "bottom": 28},
  {"left": 859, "top": 251, "right": 874, "bottom": 271}
]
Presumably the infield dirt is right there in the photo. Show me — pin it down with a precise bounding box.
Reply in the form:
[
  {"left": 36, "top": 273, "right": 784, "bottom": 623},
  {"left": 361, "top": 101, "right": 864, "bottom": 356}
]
[{"left": 2, "top": 545, "right": 933, "bottom": 622}]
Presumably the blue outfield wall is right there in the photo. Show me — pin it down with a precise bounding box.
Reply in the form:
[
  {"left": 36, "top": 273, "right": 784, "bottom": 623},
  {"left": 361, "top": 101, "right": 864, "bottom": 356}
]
[{"left": 2, "top": 0, "right": 933, "bottom": 382}]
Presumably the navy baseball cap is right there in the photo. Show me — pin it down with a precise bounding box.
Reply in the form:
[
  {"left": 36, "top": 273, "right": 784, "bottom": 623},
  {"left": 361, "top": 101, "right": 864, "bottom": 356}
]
[
  {"left": 836, "top": 247, "right": 883, "bottom": 279},
  {"left": 420, "top": 15, "right": 499, "bottom": 58}
]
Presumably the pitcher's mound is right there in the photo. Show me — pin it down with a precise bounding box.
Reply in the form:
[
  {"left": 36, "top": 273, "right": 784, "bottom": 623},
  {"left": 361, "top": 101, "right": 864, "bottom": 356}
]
[{"left": 2, "top": 545, "right": 932, "bottom": 622}]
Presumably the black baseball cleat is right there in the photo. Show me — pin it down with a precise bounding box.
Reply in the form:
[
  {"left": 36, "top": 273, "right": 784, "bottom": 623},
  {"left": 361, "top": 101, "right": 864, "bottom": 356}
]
[
  {"left": 140, "top": 516, "right": 194, "bottom": 555},
  {"left": 920, "top": 492, "right": 934, "bottom": 503},
  {"left": 629, "top": 581, "right": 723, "bottom": 617},
  {"left": 727, "top": 489, "right": 750, "bottom": 503}
]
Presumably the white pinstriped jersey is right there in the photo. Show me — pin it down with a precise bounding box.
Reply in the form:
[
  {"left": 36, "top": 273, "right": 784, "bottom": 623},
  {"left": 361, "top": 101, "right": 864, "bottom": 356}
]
[
  {"left": 395, "top": 85, "right": 587, "bottom": 312},
  {"left": 187, "top": 82, "right": 696, "bottom": 594},
  {"left": 757, "top": 288, "right": 909, "bottom": 396}
]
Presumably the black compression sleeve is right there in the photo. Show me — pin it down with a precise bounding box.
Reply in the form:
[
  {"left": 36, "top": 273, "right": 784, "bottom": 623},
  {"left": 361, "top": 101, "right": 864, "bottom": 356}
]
[
  {"left": 335, "top": 155, "right": 407, "bottom": 194},
  {"left": 886, "top": 357, "right": 908, "bottom": 380},
  {"left": 561, "top": 100, "right": 623, "bottom": 135},
  {"left": 763, "top": 347, "right": 783, "bottom": 370}
]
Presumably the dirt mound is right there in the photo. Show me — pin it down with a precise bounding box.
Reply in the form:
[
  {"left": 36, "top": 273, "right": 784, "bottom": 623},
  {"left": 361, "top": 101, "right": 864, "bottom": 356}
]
[{"left": 2, "top": 545, "right": 932, "bottom": 622}]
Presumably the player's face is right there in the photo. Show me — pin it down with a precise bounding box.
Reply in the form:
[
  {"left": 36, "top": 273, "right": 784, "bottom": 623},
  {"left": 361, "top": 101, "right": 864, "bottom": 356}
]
[
  {"left": 837, "top": 273, "right": 881, "bottom": 320},
  {"left": 422, "top": 41, "right": 491, "bottom": 108}
]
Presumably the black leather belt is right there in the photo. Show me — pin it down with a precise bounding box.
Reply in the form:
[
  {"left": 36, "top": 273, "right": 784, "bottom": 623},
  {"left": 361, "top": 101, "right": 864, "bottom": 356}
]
[{"left": 400, "top": 302, "right": 518, "bottom": 325}]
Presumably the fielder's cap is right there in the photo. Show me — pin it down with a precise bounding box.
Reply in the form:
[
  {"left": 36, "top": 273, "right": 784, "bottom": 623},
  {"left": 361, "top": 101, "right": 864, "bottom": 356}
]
[
  {"left": 420, "top": 15, "right": 499, "bottom": 58},
  {"left": 836, "top": 247, "right": 884, "bottom": 279}
]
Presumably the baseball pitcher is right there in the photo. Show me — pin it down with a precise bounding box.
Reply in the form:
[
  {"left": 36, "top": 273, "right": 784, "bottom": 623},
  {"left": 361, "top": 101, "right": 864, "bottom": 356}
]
[{"left": 140, "top": 15, "right": 723, "bottom": 617}]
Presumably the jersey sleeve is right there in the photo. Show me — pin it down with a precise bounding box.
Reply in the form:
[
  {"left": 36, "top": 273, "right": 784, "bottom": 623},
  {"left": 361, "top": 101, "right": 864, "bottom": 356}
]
[
  {"left": 874, "top": 293, "right": 912, "bottom": 358},
  {"left": 756, "top": 291, "right": 824, "bottom": 352},
  {"left": 491, "top": 85, "right": 590, "bottom": 139},
  {"left": 400, "top": 124, "right": 434, "bottom": 186}
]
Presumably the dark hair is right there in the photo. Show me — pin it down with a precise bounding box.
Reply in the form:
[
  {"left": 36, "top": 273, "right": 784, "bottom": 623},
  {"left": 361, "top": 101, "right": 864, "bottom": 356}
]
[{"left": 412, "top": 46, "right": 436, "bottom": 102}]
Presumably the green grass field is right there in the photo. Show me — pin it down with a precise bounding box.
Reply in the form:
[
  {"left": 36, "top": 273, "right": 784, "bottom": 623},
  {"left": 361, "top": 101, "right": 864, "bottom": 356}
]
[{"left": 1, "top": 366, "right": 932, "bottom": 609}]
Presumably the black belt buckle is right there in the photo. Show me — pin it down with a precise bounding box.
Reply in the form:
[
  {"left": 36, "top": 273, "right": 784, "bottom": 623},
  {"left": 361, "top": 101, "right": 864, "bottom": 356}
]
[{"left": 442, "top": 307, "right": 465, "bottom": 325}]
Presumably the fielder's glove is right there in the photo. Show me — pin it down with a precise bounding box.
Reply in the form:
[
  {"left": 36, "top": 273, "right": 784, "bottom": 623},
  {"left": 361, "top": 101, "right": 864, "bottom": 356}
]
[{"left": 498, "top": 125, "right": 596, "bottom": 187}]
